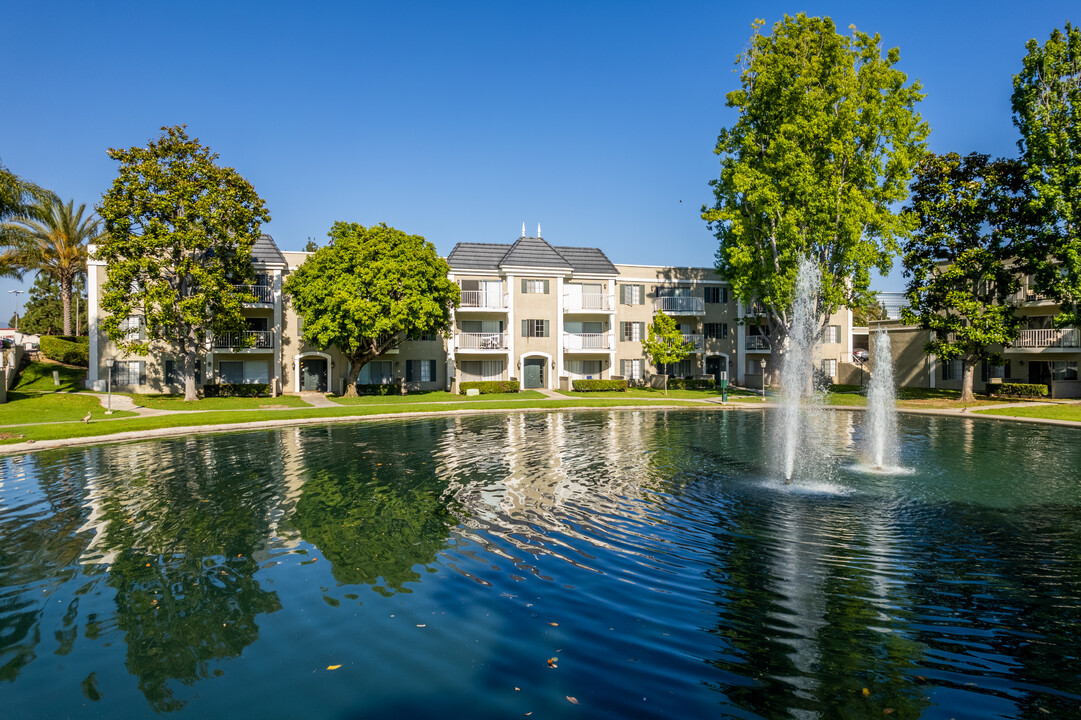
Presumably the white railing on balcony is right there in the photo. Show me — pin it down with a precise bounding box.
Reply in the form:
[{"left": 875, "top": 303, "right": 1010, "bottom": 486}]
[
  {"left": 747, "top": 301, "right": 767, "bottom": 315},
  {"left": 563, "top": 293, "right": 612, "bottom": 312},
  {"left": 564, "top": 332, "right": 613, "bottom": 351},
  {"left": 745, "top": 335, "right": 771, "bottom": 351},
  {"left": 1014, "top": 328, "right": 1080, "bottom": 348},
  {"left": 653, "top": 296, "right": 705, "bottom": 314},
  {"left": 213, "top": 330, "right": 274, "bottom": 349},
  {"left": 233, "top": 284, "right": 273, "bottom": 303},
  {"left": 682, "top": 334, "right": 705, "bottom": 351},
  {"left": 459, "top": 290, "right": 509, "bottom": 310},
  {"left": 456, "top": 332, "right": 508, "bottom": 350}
]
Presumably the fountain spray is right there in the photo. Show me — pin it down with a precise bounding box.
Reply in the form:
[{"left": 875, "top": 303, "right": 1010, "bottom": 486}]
[
  {"left": 865, "top": 327, "right": 899, "bottom": 471},
  {"left": 779, "top": 257, "right": 823, "bottom": 483}
]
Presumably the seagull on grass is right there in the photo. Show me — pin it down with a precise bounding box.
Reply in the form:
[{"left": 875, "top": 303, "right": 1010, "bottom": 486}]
[{"left": 82, "top": 411, "right": 92, "bottom": 424}]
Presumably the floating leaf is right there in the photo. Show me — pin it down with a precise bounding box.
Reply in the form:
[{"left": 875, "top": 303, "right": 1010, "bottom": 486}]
[
  {"left": 566, "top": 696, "right": 579, "bottom": 704},
  {"left": 862, "top": 688, "right": 870, "bottom": 697},
  {"left": 327, "top": 665, "right": 341, "bottom": 670},
  {"left": 883, "top": 710, "right": 895, "bottom": 715},
  {"left": 547, "top": 657, "right": 558, "bottom": 668},
  {"left": 549, "top": 622, "right": 559, "bottom": 626}
]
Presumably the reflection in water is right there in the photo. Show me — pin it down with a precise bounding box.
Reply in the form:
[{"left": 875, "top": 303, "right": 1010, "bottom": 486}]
[{"left": 1, "top": 410, "right": 1080, "bottom": 718}]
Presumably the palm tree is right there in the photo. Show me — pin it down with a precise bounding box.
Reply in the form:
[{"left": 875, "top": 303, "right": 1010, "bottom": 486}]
[
  {"left": 4, "top": 198, "right": 99, "bottom": 335},
  {"left": 0, "top": 162, "right": 55, "bottom": 279}
]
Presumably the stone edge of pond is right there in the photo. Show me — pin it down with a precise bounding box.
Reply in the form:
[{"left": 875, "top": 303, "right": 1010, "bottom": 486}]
[{"left": 3, "top": 402, "right": 1078, "bottom": 457}]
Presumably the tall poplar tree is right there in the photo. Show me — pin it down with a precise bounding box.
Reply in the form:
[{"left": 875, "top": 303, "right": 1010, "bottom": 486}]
[
  {"left": 97, "top": 126, "right": 270, "bottom": 400},
  {"left": 704, "top": 14, "right": 928, "bottom": 353}
]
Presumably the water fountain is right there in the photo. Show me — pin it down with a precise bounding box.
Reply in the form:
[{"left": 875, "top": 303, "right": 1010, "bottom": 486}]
[
  {"left": 779, "top": 256, "right": 824, "bottom": 483},
  {"left": 864, "top": 326, "right": 899, "bottom": 471}
]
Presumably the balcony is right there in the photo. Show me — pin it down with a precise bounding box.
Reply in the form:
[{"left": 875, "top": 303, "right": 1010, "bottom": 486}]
[
  {"left": 653, "top": 296, "right": 705, "bottom": 315},
  {"left": 1013, "top": 328, "right": 1080, "bottom": 348},
  {"left": 458, "top": 290, "right": 508, "bottom": 311},
  {"left": 682, "top": 334, "right": 705, "bottom": 352},
  {"left": 213, "top": 330, "right": 274, "bottom": 350},
  {"left": 745, "top": 335, "right": 771, "bottom": 351},
  {"left": 563, "top": 293, "right": 612, "bottom": 313},
  {"left": 747, "top": 301, "right": 767, "bottom": 315},
  {"left": 564, "top": 332, "right": 613, "bottom": 352},
  {"left": 233, "top": 284, "right": 273, "bottom": 304},
  {"left": 455, "top": 332, "right": 509, "bottom": 351}
]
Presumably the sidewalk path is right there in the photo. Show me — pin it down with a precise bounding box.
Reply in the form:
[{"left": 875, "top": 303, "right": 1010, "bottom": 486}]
[
  {"left": 76, "top": 392, "right": 177, "bottom": 417},
  {"left": 299, "top": 392, "right": 339, "bottom": 408}
]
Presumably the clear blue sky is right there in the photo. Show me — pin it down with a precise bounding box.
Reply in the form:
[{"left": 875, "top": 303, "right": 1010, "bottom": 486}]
[{"left": 1, "top": 0, "right": 1075, "bottom": 320}]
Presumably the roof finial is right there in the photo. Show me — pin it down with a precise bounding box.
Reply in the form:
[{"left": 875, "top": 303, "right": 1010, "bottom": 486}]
[
  {"left": 537, "top": 223, "right": 542, "bottom": 238},
  {"left": 521, "top": 222, "right": 526, "bottom": 237}
]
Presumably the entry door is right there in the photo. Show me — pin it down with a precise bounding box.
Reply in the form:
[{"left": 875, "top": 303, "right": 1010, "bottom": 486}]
[
  {"left": 300, "top": 358, "right": 327, "bottom": 392},
  {"left": 706, "top": 356, "right": 724, "bottom": 383},
  {"left": 524, "top": 358, "right": 545, "bottom": 389}
]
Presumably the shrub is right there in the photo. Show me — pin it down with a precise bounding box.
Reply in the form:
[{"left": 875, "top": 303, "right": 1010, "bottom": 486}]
[
  {"left": 355, "top": 382, "right": 402, "bottom": 396},
  {"left": 202, "top": 383, "right": 270, "bottom": 398},
  {"left": 572, "top": 379, "right": 628, "bottom": 392},
  {"left": 459, "top": 380, "right": 520, "bottom": 394},
  {"left": 987, "top": 382, "right": 1048, "bottom": 398},
  {"left": 39, "top": 336, "right": 89, "bottom": 366},
  {"left": 666, "top": 377, "right": 716, "bottom": 390}
]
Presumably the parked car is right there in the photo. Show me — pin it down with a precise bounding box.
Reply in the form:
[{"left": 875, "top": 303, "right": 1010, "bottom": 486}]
[{"left": 853, "top": 349, "right": 869, "bottom": 362}]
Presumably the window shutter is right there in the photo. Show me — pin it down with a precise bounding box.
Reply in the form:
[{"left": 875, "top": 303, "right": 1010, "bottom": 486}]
[
  {"left": 521, "top": 279, "right": 527, "bottom": 293},
  {"left": 429, "top": 360, "right": 437, "bottom": 382},
  {"left": 543, "top": 320, "right": 550, "bottom": 337},
  {"left": 723, "top": 323, "right": 728, "bottom": 339},
  {"left": 619, "top": 285, "right": 627, "bottom": 304},
  {"left": 637, "top": 322, "right": 645, "bottom": 339},
  {"left": 139, "top": 361, "right": 146, "bottom": 386},
  {"left": 723, "top": 288, "right": 729, "bottom": 303},
  {"left": 406, "top": 361, "right": 414, "bottom": 382},
  {"left": 543, "top": 279, "right": 550, "bottom": 294},
  {"left": 522, "top": 319, "right": 528, "bottom": 337},
  {"left": 637, "top": 285, "right": 645, "bottom": 304}
]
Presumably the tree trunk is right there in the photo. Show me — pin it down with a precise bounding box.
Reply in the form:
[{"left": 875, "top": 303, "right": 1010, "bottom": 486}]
[
  {"left": 960, "top": 359, "right": 976, "bottom": 403},
  {"left": 342, "top": 356, "right": 365, "bottom": 397},
  {"left": 60, "top": 278, "right": 73, "bottom": 337},
  {"left": 183, "top": 350, "right": 199, "bottom": 402}
]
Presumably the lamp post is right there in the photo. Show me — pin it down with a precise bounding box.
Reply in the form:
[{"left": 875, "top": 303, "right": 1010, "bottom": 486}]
[
  {"left": 760, "top": 358, "right": 767, "bottom": 399},
  {"left": 9, "top": 289, "right": 23, "bottom": 333},
  {"left": 104, "top": 357, "right": 115, "bottom": 415}
]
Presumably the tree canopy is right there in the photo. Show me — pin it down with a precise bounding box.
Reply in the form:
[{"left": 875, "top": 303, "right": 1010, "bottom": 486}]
[
  {"left": 96, "top": 125, "right": 270, "bottom": 400},
  {"left": 0, "top": 161, "right": 55, "bottom": 279},
  {"left": 902, "top": 152, "right": 1028, "bottom": 401},
  {"left": 9, "top": 273, "right": 87, "bottom": 336},
  {"left": 1012, "top": 22, "right": 1081, "bottom": 322},
  {"left": 703, "top": 14, "right": 928, "bottom": 350},
  {"left": 283, "top": 222, "right": 459, "bottom": 395},
  {"left": 641, "top": 311, "right": 692, "bottom": 394}
]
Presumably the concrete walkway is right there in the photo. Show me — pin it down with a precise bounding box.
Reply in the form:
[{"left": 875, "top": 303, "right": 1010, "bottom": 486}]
[{"left": 298, "top": 392, "right": 339, "bottom": 408}]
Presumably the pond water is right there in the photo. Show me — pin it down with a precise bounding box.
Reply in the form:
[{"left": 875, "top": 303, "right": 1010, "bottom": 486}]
[{"left": 2, "top": 409, "right": 1080, "bottom": 718}]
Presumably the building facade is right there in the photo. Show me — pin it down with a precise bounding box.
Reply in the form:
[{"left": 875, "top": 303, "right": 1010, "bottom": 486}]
[{"left": 87, "top": 232, "right": 857, "bottom": 394}]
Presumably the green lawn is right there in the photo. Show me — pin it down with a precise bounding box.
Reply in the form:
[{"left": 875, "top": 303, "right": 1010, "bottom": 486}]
[
  {"left": 0, "top": 391, "right": 137, "bottom": 427},
  {"left": 0, "top": 397, "right": 709, "bottom": 446},
  {"left": 12, "top": 362, "right": 88, "bottom": 392},
  {"left": 130, "top": 393, "right": 313, "bottom": 411},
  {"left": 975, "top": 405, "right": 1081, "bottom": 422},
  {"left": 329, "top": 390, "right": 547, "bottom": 405},
  {"left": 824, "top": 384, "right": 1014, "bottom": 410},
  {"left": 556, "top": 387, "right": 764, "bottom": 401}
]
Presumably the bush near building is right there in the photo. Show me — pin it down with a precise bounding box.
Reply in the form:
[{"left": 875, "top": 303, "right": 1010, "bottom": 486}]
[
  {"left": 987, "top": 383, "right": 1049, "bottom": 398},
  {"left": 39, "top": 336, "right": 88, "bottom": 366},
  {"left": 459, "top": 380, "right": 520, "bottom": 394},
  {"left": 572, "top": 379, "right": 628, "bottom": 392},
  {"left": 202, "top": 383, "right": 271, "bottom": 398},
  {"left": 667, "top": 378, "right": 716, "bottom": 390},
  {"left": 355, "top": 383, "right": 402, "bottom": 396}
]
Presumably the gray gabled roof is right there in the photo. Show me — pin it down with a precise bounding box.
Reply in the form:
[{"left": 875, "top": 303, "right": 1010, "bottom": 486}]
[
  {"left": 446, "top": 236, "right": 617, "bottom": 275},
  {"left": 252, "top": 234, "right": 287, "bottom": 266}
]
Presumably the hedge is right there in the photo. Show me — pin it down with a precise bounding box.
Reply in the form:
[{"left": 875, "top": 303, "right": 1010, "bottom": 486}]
[
  {"left": 203, "top": 383, "right": 270, "bottom": 398},
  {"left": 459, "top": 380, "right": 520, "bottom": 394},
  {"left": 39, "top": 336, "right": 89, "bottom": 366},
  {"left": 355, "top": 382, "right": 402, "bottom": 396},
  {"left": 987, "top": 382, "right": 1048, "bottom": 398},
  {"left": 666, "top": 377, "right": 715, "bottom": 390},
  {"left": 572, "top": 379, "right": 628, "bottom": 392}
]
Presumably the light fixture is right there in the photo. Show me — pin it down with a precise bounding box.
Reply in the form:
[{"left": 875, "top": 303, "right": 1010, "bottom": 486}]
[{"left": 104, "top": 357, "right": 115, "bottom": 414}]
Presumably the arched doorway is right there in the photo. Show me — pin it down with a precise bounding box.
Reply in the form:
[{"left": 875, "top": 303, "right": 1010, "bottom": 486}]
[
  {"left": 295, "top": 352, "right": 331, "bottom": 393},
  {"left": 523, "top": 357, "right": 546, "bottom": 389}
]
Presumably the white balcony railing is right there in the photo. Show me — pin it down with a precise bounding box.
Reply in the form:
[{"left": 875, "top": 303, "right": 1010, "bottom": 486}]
[
  {"left": 213, "top": 330, "right": 274, "bottom": 349},
  {"left": 745, "top": 335, "right": 771, "bottom": 351},
  {"left": 682, "top": 334, "right": 705, "bottom": 351},
  {"left": 563, "top": 332, "right": 613, "bottom": 351},
  {"left": 653, "top": 296, "right": 705, "bottom": 314},
  {"left": 1014, "top": 328, "right": 1080, "bottom": 348},
  {"left": 459, "top": 290, "right": 508, "bottom": 310},
  {"left": 456, "top": 332, "right": 509, "bottom": 350},
  {"left": 233, "top": 284, "right": 273, "bottom": 303},
  {"left": 563, "top": 293, "right": 612, "bottom": 312}
]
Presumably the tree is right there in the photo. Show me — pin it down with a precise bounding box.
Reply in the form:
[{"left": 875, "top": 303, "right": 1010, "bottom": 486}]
[
  {"left": 283, "top": 222, "right": 459, "bottom": 396},
  {"left": 9, "top": 273, "right": 87, "bottom": 336},
  {"left": 1012, "top": 22, "right": 1081, "bottom": 322},
  {"left": 96, "top": 126, "right": 270, "bottom": 400},
  {"left": 852, "top": 299, "right": 888, "bottom": 326},
  {"left": 641, "top": 311, "right": 692, "bottom": 395},
  {"left": 703, "top": 14, "right": 929, "bottom": 355},
  {"left": 3, "top": 198, "right": 97, "bottom": 335},
  {"left": 902, "top": 153, "right": 1028, "bottom": 402},
  {"left": 0, "top": 161, "right": 55, "bottom": 279},
  {"left": 302, "top": 236, "right": 319, "bottom": 252}
]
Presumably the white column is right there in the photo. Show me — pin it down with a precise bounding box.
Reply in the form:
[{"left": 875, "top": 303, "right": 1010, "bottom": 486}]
[
  {"left": 506, "top": 274, "right": 515, "bottom": 381},
  {"left": 555, "top": 276, "right": 564, "bottom": 387},
  {"left": 87, "top": 254, "right": 102, "bottom": 389},
  {"left": 273, "top": 270, "right": 283, "bottom": 394}
]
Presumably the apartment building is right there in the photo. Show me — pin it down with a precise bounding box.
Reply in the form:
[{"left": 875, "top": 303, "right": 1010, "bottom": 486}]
[{"left": 87, "top": 232, "right": 857, "bottom": 394}]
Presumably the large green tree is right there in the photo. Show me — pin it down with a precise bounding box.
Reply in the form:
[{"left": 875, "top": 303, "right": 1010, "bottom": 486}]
[
  {"left": 641, "top": 311, "right": 692, "bottom": 395},
  {"left": 1012, "top": 22, "right": 1081, "bottom": 322},
  {"left": 0, "top": 161, "right": 54, "bottom": 278},
  {"left": 283, "top": 222, "right": 459, "bottom": 395},
  {"left": 902, "top": 153, "right": 1028, "bottom": 402},
  {"left": 2, "top": 198, "right": 97, "bottom": 335},
  {"left": 703, "top": 14, "right": 929, "bottom": 352},
  {"left": 9, "top": 273, "right": 87, "bottom": 336},
  {"left": 96, "top": 126, "right": 270, "bottom": 400}
]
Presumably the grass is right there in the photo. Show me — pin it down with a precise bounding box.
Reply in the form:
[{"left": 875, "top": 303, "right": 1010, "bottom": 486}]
[
  {"left": 130, "top": 393, "right": 313, "bottom": 411},
  {"left": 556, "top": 387, "right": 765, "bottom": 401},
  {"left": 329, "top": 390, "right": 547, "bottom": 405},
  {"left": 0, "top": 391, "right": 137, "bottom": 426},
  {"left": 975, "top": 405, "right": 1081, "bottom": 422},
  {"left": 824, "top": 384, "right": 1020, "bottom": 410},
  {"left": 0, "top": 396, "right": 711, "bottom": 446},
  {"left": 12, "top": 361, "right": 88, "bottom": 392}
]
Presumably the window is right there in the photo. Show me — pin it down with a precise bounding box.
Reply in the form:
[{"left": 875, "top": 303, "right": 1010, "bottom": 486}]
[
  {"left": 821, "top": 358, "right": 837, "bottom": 378},
  {"left": 620, "top": 284, "right": 645, "bottom": 305},
  {"left": 359, "top": 361, "right": 394, "bottom": 384},
  {"left": 704, "top": 287, "right": 720, "bottom": 304},
  {"left": 704, "top": 323, "right": 728, "bottom": 339},
  {"left": 620, "top": 358, "right": 643, "bottom": 380},
  {"left": 620, "top": 322, "right": 644, "bottom": 341},
  {"left": 297, "top": 316, "right": 304, "bottom": 339},
  {"left": 522, "top": 319, "right": 550, "bottom": 338},
  {"left": 1053, "top": 361, "right": 1079, "bottom": 381},
  {"left": 219, "top": 361, "right": 244, "bottom": 384},
  {"left": 120, "top": 316, "right": 143, "bottom": 342},
  {"left": 566, "top": 360, "right": 602, "bottom": 379},
  {"left": 521, "top": 279, "right": 549, "bottom": 294},
  {"left": 940, "top": 359, "right": 962, "bottom": 381},
  {"left": 407, "top": 360, "right": 437, "bottom": 383},
  {"left": 165, "top": 359, "right": 201, "bottom": 386},
  {"left": 825, "top": 325, "right": 841, "bottom": 343},
  {"left": 980, "top": 361, "right": 1006, "bottom": 382},
  {"left": 460, "top": 360, "right": 504, "bottom": 381},
  {"left": 113, "top": 360, "right": 145, "bottom": 386},
  {"left": 747, "top": 358, "right": 768, "bottom": 375}
]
